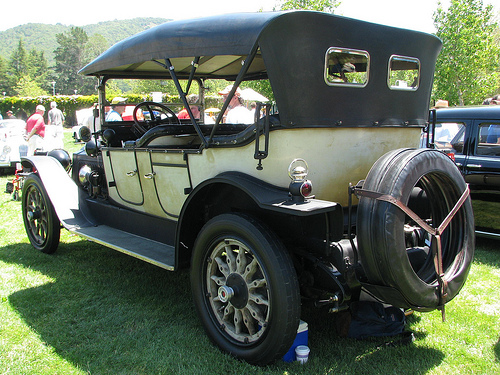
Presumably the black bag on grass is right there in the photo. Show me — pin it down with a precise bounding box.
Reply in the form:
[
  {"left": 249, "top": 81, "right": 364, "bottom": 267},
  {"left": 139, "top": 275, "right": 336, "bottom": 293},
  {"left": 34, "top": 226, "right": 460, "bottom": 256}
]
[{"left": 347, "top": 301, "right": 406, "bottom": 339}]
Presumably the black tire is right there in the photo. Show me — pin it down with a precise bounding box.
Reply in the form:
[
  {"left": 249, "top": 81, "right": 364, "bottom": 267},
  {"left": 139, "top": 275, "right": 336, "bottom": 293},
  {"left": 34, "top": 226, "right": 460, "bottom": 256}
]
[
  {"left": 5, "top": 181, "right": 14, "bottom": 194},
  {"left": 22, "top": 174, "right": 60, "bottom": 254},
  {"left": 190, "top": 213, "right": 300, "bottom": 365},
  {"left": 357, "top": 148, "right": 474, "bottom": 311}
]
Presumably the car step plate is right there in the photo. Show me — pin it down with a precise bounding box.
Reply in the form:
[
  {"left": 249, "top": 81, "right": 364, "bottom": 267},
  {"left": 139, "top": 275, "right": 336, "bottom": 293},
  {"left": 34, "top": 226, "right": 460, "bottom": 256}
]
[{"left": 72, "top": 225, "right": 175, "bottom": 270}]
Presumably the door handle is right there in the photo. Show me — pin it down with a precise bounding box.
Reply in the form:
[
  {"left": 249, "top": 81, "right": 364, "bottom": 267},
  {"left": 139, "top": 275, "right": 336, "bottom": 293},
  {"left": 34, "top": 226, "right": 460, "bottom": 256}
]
[
  {"left": 467, "top": 164, "right": 482, "bottom": 169},
  {"left": 144, "top": 172, "right": 156, "bottom": 179},
  {"left": 126, "top": 170, "right": 137, "bottom": 177}
]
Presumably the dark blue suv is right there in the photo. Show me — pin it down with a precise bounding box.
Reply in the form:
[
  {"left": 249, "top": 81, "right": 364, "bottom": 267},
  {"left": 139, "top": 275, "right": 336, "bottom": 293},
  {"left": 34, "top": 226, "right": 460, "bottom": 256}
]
[{"left": 431, "top": 105, "right": 500, "bottom": 238}]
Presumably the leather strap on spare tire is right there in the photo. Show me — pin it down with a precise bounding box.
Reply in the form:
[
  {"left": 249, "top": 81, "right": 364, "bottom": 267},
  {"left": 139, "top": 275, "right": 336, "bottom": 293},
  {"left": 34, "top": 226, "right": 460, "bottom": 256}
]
[{"left": 356, "top": 148, "right": 474, "bottom": 313}]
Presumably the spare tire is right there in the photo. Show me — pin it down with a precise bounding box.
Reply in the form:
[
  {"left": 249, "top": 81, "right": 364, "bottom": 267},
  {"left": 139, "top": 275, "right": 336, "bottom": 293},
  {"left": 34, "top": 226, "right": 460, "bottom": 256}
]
[{"left": 357, "top": 148, "right": 474, "bottom": 311}]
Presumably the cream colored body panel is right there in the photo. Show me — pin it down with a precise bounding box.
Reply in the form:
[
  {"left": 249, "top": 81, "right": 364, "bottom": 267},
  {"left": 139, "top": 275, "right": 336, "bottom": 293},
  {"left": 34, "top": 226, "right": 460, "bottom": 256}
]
[
  {"left": 150, "top": 152, "right": 190, "bottom": 217},
  {"left": 189, "top": 127, "right": 421, "bottom": 207},
  {"left": 105, "top": 149, "right": 143, "bottom": 205},
  {"left": 103, "top": 149, "right": 189, "bottom": 219},
  {"left": 103, "top": 127, "right": 420, "bottom": 215}
]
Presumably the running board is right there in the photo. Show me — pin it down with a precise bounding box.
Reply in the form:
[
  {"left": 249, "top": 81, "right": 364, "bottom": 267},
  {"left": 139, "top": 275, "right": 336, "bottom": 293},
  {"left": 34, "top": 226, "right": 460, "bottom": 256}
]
[{"left": 72, "top": 225, "right": 175, "bottom": 270}]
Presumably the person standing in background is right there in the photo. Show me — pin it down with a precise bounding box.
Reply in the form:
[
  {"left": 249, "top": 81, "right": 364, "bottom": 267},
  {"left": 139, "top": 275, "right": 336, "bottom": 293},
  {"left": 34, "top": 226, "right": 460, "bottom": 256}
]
[
  {"left": 26, "top": 105, "right": 46, "bottom": 155},
  {"left": 218, "top": 86, "right": 253, "bottom": 124},
  {"left": 48, "top": 101, "right": 65, "bottom": 149}
]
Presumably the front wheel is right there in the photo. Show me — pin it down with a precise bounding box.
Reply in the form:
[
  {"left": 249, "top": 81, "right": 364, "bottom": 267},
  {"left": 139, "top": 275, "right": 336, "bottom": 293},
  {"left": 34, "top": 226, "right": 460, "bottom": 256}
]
[
  {"left": 191, "top": 213, "right": 300, "bottom": 365},
  {"left": 22, "top": 174, "right": 60, "bottom": 254}
]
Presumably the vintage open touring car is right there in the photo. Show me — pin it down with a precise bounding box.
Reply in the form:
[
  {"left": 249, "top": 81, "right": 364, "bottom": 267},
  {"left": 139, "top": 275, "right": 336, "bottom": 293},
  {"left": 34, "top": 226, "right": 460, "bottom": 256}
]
[{"left": 20, "top": 11, "right": 474, "bottom": 364}]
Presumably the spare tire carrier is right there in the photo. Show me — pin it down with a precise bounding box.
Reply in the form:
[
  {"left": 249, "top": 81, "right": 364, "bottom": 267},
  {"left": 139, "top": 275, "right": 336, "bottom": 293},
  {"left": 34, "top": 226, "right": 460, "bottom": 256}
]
[
  {"left": 354, "top": 182, "right": 470, "bottom": 320},
  {"left": 354, "top": 148, "right": 475, "bottom": 318}
]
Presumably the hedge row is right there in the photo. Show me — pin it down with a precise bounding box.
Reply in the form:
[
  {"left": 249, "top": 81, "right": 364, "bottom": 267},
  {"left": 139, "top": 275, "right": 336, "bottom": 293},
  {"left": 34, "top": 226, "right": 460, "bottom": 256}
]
[
  {"left": 0, "top": 94, "right": 221, "bottom": 127},
  {"left": 0, "top": 95, "right": 98, "bottom": 126}
]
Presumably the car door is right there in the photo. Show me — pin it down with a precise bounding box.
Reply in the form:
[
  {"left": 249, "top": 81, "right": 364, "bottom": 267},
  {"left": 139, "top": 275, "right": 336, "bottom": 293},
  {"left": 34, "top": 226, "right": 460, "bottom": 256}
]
[
  {"left": 434, "top": 120, "right": 468, "bottom": 170},
  {"left": 103, "top": 147, "right": 191, "bottom": 219},
  {"left": 105, "top": 148, "right": 144, "bottom": 205},
  {"left": 135, "top": 150, "right": 191, "bottom": 219},
  {"left": 463, "top": 121, "right": 500, "bottom": 187},
  {"left": 462, "top": 120, "right": 500, "bottom": 236}
]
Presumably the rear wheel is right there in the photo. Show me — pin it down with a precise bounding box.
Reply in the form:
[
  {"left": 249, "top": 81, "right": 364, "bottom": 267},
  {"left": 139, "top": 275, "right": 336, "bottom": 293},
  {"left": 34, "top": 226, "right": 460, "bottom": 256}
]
[
  {"left": 357, "top": 148, "right": 474, "bottom": 310},
  {"left": 191, "top": 213, "right": 300, "bottom": 365},
  {"left": 22, "top": 174, "right": 60, "bottom": 254}
]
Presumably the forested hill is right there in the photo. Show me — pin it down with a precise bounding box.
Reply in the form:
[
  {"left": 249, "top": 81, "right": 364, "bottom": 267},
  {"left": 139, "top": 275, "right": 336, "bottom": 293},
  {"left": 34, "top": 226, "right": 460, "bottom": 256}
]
[{"left": 0, "top": 17, "right": 171, "bottom": 63}]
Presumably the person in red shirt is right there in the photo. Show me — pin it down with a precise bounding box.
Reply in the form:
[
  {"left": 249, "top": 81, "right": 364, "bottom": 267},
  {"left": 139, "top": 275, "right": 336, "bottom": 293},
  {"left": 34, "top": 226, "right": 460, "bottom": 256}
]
[
  {"left": 177, "top": 94, "right": 200, "bottom": 120},
  {"left": 26, "top": 105, "right": 46, "bottom": 155}
]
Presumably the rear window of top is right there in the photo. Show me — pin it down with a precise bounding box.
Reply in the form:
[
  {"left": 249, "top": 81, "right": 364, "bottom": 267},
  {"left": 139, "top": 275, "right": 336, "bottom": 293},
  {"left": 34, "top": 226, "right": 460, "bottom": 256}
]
[
  {"left": 324, "top": 47, "right": 369, "bottom": 87},
  {"left": 388, "top": 55, "right": 420, "bottom": 91}
]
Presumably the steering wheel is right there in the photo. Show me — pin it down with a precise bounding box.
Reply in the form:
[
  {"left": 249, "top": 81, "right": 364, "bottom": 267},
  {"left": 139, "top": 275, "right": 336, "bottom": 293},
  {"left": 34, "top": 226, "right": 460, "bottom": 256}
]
[{"left": 132, "top": 101, "right": 180, "bottom": 137}]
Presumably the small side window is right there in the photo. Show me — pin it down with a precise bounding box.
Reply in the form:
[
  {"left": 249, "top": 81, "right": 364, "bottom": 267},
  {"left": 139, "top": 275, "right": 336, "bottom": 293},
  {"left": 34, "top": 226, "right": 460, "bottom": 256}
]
[
  {"left": 388, "top": 55, "right": 420, "bottom": 90},
  {"left": 433, "top": 122, "right": 465, "bottom": 154},
  {"left": 324, "top": 48, "right": 369, "bottom": 87},
  {"left": 477, "top": 123, "right": 500, "bottom": 157}
]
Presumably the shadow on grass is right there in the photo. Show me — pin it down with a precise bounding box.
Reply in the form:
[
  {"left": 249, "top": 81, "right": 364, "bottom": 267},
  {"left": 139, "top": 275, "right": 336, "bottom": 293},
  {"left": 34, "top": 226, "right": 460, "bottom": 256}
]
[
  {"left": 1, "top": 239, "right": 444, "bottom": 374},
  {"left": 474, "top": 237, "right": 500, "bottom": 268}
]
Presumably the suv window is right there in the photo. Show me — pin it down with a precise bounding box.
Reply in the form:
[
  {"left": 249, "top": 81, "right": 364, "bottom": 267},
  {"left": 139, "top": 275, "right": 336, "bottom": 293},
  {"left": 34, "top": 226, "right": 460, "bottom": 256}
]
[
  {"left": 477, "top": 122, "right": 500, "bottom": 157},
  {"left": 434, "top": 122, "right": 465, "bottom": 154}
]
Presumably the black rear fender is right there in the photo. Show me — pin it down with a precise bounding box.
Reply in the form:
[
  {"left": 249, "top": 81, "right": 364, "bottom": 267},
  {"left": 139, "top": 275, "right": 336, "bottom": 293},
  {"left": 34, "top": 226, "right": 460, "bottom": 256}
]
[{"left": 177, "top": 172, "right": 343, "bottom": 268}]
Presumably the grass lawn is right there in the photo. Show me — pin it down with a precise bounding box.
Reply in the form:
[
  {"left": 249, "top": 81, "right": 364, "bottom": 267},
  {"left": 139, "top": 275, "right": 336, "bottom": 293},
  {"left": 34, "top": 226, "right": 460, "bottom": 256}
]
[{"left": 0, "top": 132, "right": 499, "bottom": 374}]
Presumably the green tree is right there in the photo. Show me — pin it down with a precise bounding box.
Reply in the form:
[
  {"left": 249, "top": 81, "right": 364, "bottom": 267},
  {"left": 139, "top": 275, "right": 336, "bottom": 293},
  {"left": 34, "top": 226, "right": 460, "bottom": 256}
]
[
  {"left": 27, "top": 49, "right": 49, "bottom": 90},
  {"left": 7, "top": 39, "right": 51, "bottom": 97},
  {"left": 130, "top": 79, "right": 178, "bottom": 96},
  {"left": 82, "top": 34, "right": 109, "bottom": 67},
  {"left": 433, "top": 0, "right": 500, "bottom": 106},
  {"left": 15, "top": 75, "right": 48, "bottom": 97},
  {"left": 243, "top": 80, "right": 275, "bottom": 102},
  {"left": 274, "top": 0, "right": 340, "bottom": 12},
  {"left": 9, "top": 39, "right": 29, "bottom": 80},
  {"left": 0, "top": 56, "right": 9, "bottom": 95},
  {"left": 54, "top": 27, "right": 96, "bottom": 95}
]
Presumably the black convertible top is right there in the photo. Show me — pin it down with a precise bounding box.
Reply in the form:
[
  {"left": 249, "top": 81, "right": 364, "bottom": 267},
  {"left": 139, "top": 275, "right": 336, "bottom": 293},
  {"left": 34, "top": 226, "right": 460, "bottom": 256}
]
[
  {"left": 79, "top": 12, "right": 278, "bottom": 79},
  {"left": 80, "top": 11, "right": 442, "bottom": 128}
]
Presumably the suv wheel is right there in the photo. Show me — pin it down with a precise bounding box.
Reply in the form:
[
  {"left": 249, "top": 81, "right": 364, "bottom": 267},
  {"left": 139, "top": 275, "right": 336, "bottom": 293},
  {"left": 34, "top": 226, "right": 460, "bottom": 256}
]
[{"left": 190, "top": 213, "right": 300, "bottom": 365}]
